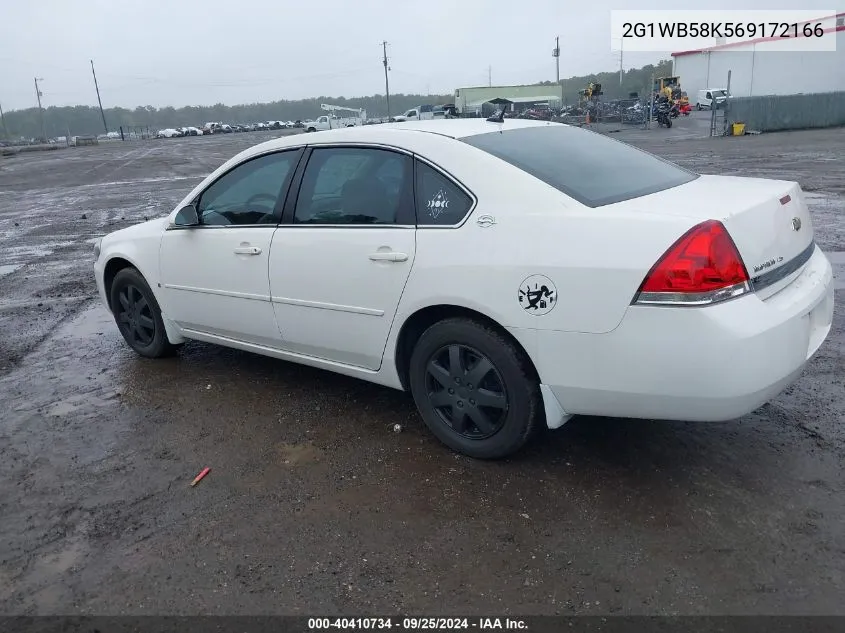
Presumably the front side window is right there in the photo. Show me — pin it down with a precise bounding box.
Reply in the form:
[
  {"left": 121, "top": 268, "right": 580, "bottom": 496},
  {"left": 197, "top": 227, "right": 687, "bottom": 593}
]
[
  {"left": 197, "top": 150, "right": 299, "bottom": 226},
  {"left": 414, "top": 161, "right": 474, "bottom": 226},
  {"left": 293, "top": 147, "right": 413, "bottom": 225}
]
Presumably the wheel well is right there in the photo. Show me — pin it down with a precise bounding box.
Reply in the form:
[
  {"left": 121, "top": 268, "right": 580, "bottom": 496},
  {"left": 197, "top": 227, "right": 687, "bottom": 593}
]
[
  {"left": 394, "top": 305, "right": 540, "bottom": 391},
  {"left": 103, "top": 257, "right": 136, "bottom": 310}
]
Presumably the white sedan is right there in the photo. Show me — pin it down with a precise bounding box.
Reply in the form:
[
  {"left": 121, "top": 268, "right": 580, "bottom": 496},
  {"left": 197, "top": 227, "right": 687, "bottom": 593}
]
[{"left": 93, "top": 119, "right": 834, "bottom": 459}]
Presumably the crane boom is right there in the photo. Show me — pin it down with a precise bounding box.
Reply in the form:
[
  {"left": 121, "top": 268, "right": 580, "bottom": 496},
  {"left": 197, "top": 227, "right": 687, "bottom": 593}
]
[{"left": 320, "top": 103, "right": 367, "bottom": 118}]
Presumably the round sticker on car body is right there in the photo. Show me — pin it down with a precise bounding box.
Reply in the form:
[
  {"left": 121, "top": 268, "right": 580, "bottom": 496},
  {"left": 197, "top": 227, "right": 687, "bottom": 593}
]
[{"left": 518, "top": 275, "right": 557, "bottom": 315}]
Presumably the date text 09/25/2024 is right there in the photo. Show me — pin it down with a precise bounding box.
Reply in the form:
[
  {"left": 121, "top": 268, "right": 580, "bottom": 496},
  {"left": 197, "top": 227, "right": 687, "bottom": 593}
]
[{"left": 308, "top": 618, "right": 528, "bottom": 630}]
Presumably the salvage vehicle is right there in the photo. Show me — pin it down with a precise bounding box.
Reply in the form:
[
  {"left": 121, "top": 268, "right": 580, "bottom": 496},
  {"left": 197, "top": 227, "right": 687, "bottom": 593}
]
[
  {"left": 155, "top": 128, "right": 183, "bottom": 138},
  {"left": 93, "top": 120, "right": 834, "bottom": 459}
]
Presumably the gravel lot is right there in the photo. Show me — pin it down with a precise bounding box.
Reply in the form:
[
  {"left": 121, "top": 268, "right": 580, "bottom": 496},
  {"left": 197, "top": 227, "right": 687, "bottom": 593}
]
[{"left": 0, "top": 122, "right": 843, "bottom": 616}]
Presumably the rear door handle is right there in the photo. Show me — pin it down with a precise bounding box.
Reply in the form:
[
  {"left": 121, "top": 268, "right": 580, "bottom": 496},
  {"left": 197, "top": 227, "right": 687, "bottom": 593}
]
[
  {"left": 234, "top": 246, "right": 262, "bottom": 255},
  {"left": 369, "top": 252, "right": 408, "bottom": 262}
]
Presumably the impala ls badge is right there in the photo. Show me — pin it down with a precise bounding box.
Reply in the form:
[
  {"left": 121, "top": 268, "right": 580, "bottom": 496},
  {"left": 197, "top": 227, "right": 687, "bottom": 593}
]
[{"left": 792, "top": 217, "right": 802, "bottom": 231}]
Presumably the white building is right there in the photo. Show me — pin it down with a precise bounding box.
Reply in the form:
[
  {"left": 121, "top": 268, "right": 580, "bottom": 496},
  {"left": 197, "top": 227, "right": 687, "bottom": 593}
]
[{"left": 672, "top": 13, "right": 844, "bottom": 103}]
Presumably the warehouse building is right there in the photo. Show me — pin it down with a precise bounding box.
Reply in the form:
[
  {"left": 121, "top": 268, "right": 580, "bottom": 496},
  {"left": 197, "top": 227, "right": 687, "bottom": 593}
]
[
  {"left": 453, "top": 84, "right": 563, "bottom": 116},
  {"left": 672, "top": 12, "right": 844, "bottom": 105}
]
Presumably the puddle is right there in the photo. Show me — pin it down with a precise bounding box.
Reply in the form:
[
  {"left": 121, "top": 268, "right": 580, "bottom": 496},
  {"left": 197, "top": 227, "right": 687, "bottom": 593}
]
[
  {"left": 276, "top": 442, "right": 321, "bottom": 465},
  {"left": 1, "top": 240, "right": 77, "bottom": 260},
  {"left": 59, "top": 304, "right": 113, "bottom": 340},
  {"left": 48, "top": 400, "right": 79, "bottom": 417},
  {"left": 0, "top": 263, "right": 23, "bottom": 276}
]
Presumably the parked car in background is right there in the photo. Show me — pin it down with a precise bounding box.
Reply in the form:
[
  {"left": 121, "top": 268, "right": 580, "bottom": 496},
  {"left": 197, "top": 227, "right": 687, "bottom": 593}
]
[{"left": 155, "top": 128, "right": 182, "bottom": 138}]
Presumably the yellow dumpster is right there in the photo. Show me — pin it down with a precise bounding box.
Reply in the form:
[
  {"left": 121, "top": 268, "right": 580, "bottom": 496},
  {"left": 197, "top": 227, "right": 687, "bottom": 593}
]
[{"left": 731, "top": 122, "right": 746, "bottom": 136}]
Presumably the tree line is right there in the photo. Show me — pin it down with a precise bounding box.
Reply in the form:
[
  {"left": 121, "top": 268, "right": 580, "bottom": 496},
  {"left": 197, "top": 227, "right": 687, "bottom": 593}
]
[{"left": 1, "top": 59, "right": 673, "bottom": 139}]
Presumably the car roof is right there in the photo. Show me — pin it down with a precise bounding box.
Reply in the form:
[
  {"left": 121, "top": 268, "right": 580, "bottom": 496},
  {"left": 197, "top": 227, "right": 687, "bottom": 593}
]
[
  {"left": 373, "top": 118, "right": 560, "bottom": 138},
  {"left": 241, "top": 119, "right": 565, "bottom": 157}
]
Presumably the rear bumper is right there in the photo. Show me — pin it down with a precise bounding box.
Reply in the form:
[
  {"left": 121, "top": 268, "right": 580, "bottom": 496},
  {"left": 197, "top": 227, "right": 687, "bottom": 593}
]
[{"left": 528, "top": 246, "right": 834, "bottom": 422}]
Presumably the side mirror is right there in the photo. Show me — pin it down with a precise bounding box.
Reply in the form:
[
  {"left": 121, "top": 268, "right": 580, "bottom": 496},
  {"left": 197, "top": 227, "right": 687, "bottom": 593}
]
[{"left": 174, "top": 204, "right": 199, "bottom": 227}]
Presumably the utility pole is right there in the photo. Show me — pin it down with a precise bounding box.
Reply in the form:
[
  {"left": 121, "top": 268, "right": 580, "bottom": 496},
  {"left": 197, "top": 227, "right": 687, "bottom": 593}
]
[
  {"left": 488, "top": 65, "right": 492, "bottom": 87},
  {"left": 553, "top": 36, "right": 561, "bottom": 106},
  {"left": 382, "top": 41, "right": 391, "bottom": 119},
  {"left": 90, "top": 59, "right": 108, "bottom": 134},
  {"left": 619, "top": 38, "right": 624, "bottom": 85},
  {"left": 34, "top": 77, "right": 46, "bottom": 141},
  {"left": 0, "top": 102, "right": 7, "bottom": 139},
  {"left": 553, "top": 36, "right": 560, "bottom": 84}
]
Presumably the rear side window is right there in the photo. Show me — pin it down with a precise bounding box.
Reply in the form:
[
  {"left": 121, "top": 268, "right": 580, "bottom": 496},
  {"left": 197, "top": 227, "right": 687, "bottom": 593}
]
[
  {"left": 461, "top": 126, "right": 698, "bottom": 207},
  {"left": 415, "top": 161, "right": 473, "bottom": 226}
]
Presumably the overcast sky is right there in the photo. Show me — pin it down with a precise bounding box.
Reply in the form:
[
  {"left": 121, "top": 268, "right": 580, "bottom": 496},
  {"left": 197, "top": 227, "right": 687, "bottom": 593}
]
[{"left": 0, "top": 0, "right": 825, "bottom": 111}]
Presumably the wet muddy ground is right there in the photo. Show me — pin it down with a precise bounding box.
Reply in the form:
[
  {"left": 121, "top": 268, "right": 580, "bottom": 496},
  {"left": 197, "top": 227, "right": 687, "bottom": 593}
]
[{"left": 1, "top": 126, "right": 843, "bottom": 616}]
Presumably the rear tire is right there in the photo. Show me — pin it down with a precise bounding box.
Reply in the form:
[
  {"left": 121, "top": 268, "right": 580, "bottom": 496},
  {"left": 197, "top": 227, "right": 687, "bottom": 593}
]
[
  {"left": 408, "top": 318, "right": 542, "bottom": 459},
  {"left": 110, "top": 268, "right": 180, "bottom": 359}
]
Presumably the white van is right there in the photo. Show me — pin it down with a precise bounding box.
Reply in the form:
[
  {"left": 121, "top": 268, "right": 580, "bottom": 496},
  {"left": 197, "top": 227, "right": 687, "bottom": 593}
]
[{"left": 696, "top": 89, "right": 728, "bottom": 110}]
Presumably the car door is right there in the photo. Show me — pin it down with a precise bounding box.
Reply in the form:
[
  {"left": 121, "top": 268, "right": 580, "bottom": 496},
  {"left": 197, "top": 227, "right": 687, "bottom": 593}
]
[
  {"left": 159, "top": 148, "right": 303, "bottom": 347},
  {"left": 269, "top": 145, "right": 416, "bottom": 370}
]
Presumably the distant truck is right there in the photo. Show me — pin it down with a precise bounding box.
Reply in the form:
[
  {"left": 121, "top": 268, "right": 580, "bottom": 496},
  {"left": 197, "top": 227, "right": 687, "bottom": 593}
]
[
  {"left": 394, "top": 104, "right": 435, "bottom": 122},
  {"left": 305, "top": 104, "right": 367, "bottom": 132}
]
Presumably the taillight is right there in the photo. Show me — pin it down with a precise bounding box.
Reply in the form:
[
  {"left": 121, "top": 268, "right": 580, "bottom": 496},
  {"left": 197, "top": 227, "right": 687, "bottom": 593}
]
[{"left": 633, "top": 220, "right": 750, "bottom": 306}]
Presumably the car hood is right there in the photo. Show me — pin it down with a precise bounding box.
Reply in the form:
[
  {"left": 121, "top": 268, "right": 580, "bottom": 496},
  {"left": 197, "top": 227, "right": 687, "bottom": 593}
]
[{"left": 103, "top": 217, "right": 169, "bottom": 245}]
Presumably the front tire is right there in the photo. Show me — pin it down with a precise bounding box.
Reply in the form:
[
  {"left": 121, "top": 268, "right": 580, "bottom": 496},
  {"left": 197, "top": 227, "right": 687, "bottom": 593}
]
[
  {"left": 408, "top": 318, "right": 542, "bottom": 459},
  {"left": 110, "top": 268, "right": 180, "bottom": 358}
]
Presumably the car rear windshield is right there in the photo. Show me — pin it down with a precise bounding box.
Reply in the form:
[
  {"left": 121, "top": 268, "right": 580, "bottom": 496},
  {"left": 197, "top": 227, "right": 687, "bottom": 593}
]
[{"left": 461, "top": 125, "right": 698, "bottom": 207}]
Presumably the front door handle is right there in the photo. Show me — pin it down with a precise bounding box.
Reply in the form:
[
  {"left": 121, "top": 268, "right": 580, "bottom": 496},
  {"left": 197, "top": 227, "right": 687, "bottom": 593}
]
[
  {"left": 234, "top": 246, "right": 262, "bottom": 255},
  {"left": 369, "top": 252, "right": 408, "bottom": 262}
]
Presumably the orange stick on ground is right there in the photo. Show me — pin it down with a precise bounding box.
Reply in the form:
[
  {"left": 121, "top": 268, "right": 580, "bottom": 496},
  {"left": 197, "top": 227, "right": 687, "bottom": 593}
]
[{"left": 190, "top": 467, "right": 211, "bottom": 487}]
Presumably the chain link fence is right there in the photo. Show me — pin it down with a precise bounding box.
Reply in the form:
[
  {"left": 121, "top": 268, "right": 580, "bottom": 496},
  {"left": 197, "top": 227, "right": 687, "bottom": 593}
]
[{"left": 725, "top": 91, "right": 845, "bottom": 133}]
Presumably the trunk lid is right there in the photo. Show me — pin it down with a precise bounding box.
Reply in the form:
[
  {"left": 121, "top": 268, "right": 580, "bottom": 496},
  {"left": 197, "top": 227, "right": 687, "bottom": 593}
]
[{"left": 620, "top": 174, "right": 814, "bottom": 297}]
